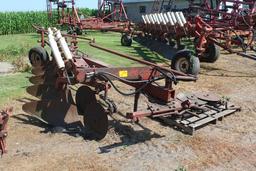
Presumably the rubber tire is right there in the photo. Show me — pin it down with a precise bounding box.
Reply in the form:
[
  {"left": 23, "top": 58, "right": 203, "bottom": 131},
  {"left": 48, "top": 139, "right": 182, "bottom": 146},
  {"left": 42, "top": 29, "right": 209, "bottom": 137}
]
[
  {"left": 171, "top": 54, "right": 200, "bottom": 75},
  {"left": 169, "top": 40, "right": 176, "bottom": 48},
  {"left": 75, "top": 27, "right": 83, "bottom": 35},
  {"left": 201, "top": 43, "right": 220, "bottom": 63},
  {"left": 121, "top": 34, "right": 132, "bottom": 47},
  {"left": 28, "top": 47, "right": 49, "bottom": 67}
]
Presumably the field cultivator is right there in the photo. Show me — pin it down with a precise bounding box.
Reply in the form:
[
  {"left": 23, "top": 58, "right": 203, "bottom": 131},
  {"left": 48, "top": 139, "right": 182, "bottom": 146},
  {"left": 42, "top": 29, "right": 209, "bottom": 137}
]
[
  {"left": 137, "top": 0, "right": 256, "bottom": 74},
  {"left": 23, "top": 26, "right": 240, "bottom": 140},
  {"left": 47, "top": 0, "right": 133, "bottom": 39},
  {"left": 139, "top": 11, "right": 213, "bottom": 75},
  {"left": 186, "top": 0, "right": 256, "bottom": 60},
  {"left": 0, "top": 107, "right": 12, "bottom": 156}
]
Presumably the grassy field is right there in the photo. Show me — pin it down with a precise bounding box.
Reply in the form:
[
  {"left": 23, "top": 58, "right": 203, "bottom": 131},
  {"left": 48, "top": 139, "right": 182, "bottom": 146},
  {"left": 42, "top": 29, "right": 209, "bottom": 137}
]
[
  {"left": 78, "top": 31, "right": 169, "bottom": 66},
  {"left": 0, "top": 30, "right": 168, "bottom": 106},
  {"left": 0, "top": 73, "right": 31, "bottom": 107}
]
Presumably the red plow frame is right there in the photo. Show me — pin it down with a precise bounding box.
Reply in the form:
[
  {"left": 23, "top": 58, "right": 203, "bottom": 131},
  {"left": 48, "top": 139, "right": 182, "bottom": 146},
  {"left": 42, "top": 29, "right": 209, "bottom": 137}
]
[{"left": 23, "top": 25, "right": 240, "bottom": 140}]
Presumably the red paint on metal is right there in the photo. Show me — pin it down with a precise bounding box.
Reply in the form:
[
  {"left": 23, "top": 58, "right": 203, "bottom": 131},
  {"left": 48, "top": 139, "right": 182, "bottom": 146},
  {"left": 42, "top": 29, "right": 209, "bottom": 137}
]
[{"left": 0, "top": 107, "right": 12, "bottom": 156}]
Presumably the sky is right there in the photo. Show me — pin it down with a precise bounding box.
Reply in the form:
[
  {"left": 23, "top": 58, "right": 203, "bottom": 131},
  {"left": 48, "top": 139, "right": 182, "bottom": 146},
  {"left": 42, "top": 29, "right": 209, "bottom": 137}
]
[{"left": 1, "top": 0, "right": 98, "bottom": 12}]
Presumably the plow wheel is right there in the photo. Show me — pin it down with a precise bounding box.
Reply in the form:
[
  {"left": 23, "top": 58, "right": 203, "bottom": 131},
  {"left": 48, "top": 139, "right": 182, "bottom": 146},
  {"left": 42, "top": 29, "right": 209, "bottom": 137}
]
[
  {"left": 29, "top": 47, "right": 49, "bottom": 68},
  {"left": 201, "top": 43, "right": 220, "bottom": 63},
  {"left": 171, "top": 52, "right": 200, "bottom": 75},
  {"left": 76, "top": 86, "right": 108, "bottom": 141},
  {"left": 121, "top": 34, "right": 132, "bottom": 47}
]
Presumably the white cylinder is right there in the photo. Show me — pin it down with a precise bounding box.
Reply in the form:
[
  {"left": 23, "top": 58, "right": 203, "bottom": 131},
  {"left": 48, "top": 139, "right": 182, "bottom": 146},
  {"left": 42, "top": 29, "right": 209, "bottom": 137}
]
[
  {"left": 48, "top": 28, "right": 53, "bottom": 35},
  {"left": 142, "top": 15, "right": 147, "bottom": 24},
  {"left": 55, "top": 30, "right": 73, "bottom": 60},
  {"left": 48, "top": 28, "right": 65, "bottom": 69},
  {"left": 179, "top": 12, "right": 187, "bottom": 25},
  {"left": 175, "top": 12, "right": 183, "bottom": 26},
  {"left": 152, "top": 14, "right": 157, "bottom": 24},
  {"left": 170, "top": 12, "right": 177, "bottom": 24},
  {"left": 157, "top": 13, "right": 163, "bottom": 24},
  {"left": 163, "top": 13, "right": 169, "bottom": 24},
  {"left": 145, "top": 15, "right": 151, "bottom": 24},
  {"left": 154, "top": 14, "right": 160, "bottom": 24},
  {"left": 149, "top": 14, "right": 155, "bottom": 24},
  {"left": 167, "top": 12, "right": 174, "bottom": 25},
  {"left": 160, "top": 13, "right": 166, "bottom": 25}
]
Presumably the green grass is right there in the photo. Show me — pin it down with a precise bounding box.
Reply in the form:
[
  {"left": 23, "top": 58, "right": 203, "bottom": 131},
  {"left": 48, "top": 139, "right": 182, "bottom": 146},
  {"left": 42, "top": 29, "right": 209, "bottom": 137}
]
[
  {"left": 78, "top": 31, "right": 169, "bottom": 67},
  {"left": 0, "top": 33, "right": 38, "bottom": 62},
  {"left": 0, "top": 73, "right": 31, "bottom": 107}
]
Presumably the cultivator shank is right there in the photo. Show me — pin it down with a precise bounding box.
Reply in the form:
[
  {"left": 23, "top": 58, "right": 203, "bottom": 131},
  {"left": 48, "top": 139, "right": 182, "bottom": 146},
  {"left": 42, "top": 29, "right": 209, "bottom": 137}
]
[
  {"left": 24, "top": 26, "right": 240, "bottom": 140},
  {"left": 0, "top": 107, "right": 12, "bottom": 156}
]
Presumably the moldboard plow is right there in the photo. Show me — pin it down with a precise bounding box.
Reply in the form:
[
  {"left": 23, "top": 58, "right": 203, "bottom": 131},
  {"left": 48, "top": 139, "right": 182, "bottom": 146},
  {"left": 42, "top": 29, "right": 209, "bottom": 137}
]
[{"left": 23, "top": 26, "right": 240, "bottom": 140}]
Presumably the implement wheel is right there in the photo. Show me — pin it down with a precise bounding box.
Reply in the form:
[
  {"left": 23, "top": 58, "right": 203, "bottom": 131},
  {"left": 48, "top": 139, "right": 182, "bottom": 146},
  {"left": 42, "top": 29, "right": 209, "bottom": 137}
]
[
  {"left": 201, "top": 43, "right": 220, "bottom": 63},
  {"left": 121, "top": 34, "right": 132, "bottom": 46},
  {"left": 171, "top": 51, "right": 200, "bottom": 75},
  {"left": 76, "top": 86, "right": 108, "bottom": 141},
  {"left": 28, "top": 47, "right": 49, "bottom": 67}
]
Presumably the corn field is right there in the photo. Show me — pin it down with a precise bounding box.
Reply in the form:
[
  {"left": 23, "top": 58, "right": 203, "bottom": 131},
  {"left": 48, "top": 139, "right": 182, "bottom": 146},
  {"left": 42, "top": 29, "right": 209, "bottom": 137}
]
[
  {"left": 0, "top": 11, "right": 54, "bottom": 35},
  {"left": 0, "top": 8, "right": 97, "bottom": 35}
]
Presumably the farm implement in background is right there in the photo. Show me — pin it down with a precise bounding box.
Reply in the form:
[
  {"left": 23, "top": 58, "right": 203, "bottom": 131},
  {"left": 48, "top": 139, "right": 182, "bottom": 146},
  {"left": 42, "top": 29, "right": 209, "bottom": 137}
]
[
  {"left": 23, "top": 26, "right": 240, "bottom": 140},
  {"left": 46, "top": 0, "right": 133, "bottom": 41},
  {"left": 0, "top": 107, "right": 12, "bottom": 156},
  {"left": 137, "top": 0, "right": 256, "bottom": 74},
  {"left": 187, "top": 0, "right": 256, "bottom": 60}
]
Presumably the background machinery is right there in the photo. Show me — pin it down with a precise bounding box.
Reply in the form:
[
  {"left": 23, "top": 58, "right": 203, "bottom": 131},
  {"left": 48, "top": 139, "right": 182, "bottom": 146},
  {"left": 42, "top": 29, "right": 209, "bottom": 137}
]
[
  {"left": 46, "top": 0, "right": 133, "bottom": 36},
  {"left": 137, "top": 0, "right": 256, "bottom": 74}
]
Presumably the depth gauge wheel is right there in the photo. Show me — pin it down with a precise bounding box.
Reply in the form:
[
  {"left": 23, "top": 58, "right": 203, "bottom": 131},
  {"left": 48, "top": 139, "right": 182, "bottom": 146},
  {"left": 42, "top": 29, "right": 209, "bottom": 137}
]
[
  {"left": 171, "top": 53, "right": 200, "bottom": 75},
  {"left": 28, "top": 47, "right": 49, "bottom": 68},
  {"left": 121, "top": 34, "right": 132, "bottom": 46},
  {"left": 201, "top": 43, "right": 220, "bottom": 63}
]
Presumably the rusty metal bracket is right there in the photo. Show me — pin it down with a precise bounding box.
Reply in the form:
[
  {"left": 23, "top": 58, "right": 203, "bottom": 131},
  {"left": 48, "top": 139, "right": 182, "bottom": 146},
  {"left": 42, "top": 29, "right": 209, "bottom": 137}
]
[{"left": 0, "top": 107, "right": 12, "bottom": 156}]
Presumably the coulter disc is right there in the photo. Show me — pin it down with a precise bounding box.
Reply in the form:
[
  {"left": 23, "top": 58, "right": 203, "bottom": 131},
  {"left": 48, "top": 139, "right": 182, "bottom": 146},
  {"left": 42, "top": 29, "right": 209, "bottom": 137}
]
[
  {"left": 76, "top": 86, "right": 108, "bottom": 140},
  {"left": 76, "top": 86, "right": 97, "bottom": 115},
  {"left": 83, "top": 102, "right": 108, "bottom": 141},
  {"left": 22, "top": 100, "right": 82, "bottom": 126}
]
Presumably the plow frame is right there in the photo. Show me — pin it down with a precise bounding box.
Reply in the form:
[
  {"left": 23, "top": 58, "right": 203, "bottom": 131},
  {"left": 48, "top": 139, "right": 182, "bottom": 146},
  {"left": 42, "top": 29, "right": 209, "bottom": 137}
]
[{"left": 26, "top": 26, "right": 240, "bottom": 138}]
